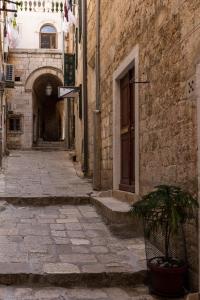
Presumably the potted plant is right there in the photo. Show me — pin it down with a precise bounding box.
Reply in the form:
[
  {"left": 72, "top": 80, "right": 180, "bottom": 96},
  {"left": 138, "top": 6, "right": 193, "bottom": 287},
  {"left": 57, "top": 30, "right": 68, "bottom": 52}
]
[{"left": 130, "top": 185, "right": 198, "bottom": 297}]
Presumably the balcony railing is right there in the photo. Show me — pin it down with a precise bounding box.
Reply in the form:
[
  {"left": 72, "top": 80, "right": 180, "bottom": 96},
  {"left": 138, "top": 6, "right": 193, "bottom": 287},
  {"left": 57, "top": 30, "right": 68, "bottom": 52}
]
[{"left": 18, "top": 1, "right": 64, "bottom": 13}]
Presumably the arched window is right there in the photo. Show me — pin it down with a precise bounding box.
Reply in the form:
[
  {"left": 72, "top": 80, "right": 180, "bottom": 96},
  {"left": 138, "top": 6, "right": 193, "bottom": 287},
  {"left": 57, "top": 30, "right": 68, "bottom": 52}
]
[{"left": 40, "top": 25, "right": 57, "bottom": 49}]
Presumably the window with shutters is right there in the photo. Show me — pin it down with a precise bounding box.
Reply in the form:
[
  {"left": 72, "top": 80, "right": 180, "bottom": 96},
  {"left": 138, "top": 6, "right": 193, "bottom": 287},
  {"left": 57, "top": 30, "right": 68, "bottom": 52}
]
[
  {"left": 75, "top": 28, "right": 78, "bottom": 69},
  {"left": 40, "top": 24, "right": 57, "bottom": 49},
  {"left": 64, "top": 54, "right": 75, "bottom": 86},
  {"left": 78, "top": 0, "right": 82, "bottom": 42}
]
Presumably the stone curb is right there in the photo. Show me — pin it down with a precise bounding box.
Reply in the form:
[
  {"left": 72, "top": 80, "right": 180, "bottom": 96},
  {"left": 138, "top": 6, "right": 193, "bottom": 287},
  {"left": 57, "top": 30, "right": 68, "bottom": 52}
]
[
  {"left": 0, "top": 271, "right": 147, "bottom": 288},
  {"left": 90, "top": 197, "right": 143, "bottom": 238},
  {"left": 0, "top": 197, "right": 91, "bottom": 206}
]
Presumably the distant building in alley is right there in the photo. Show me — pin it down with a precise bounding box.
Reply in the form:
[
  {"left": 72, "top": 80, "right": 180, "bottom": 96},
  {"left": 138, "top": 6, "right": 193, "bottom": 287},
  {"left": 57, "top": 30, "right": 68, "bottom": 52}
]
[{"left": 6, "top": 0, "right": 66, "bottom": 149}]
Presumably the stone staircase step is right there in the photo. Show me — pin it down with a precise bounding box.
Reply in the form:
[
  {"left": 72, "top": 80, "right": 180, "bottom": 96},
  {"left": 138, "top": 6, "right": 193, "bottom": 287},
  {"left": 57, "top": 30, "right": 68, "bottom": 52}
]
[
  {"left": 0, "top": 271, "right": 147, "bottom": 288},
  {"left": 0, "top": 285, "right": 156, "bottom": 299},
  {"left": 33, "top": 141, "right": 66, "bottom": 151},
  {"left": 33, "top": 148, "right": 66, "bottom": 151},
  {"left": 91, "top": 196, "right": 143, "bottom": 238},
  {"left": 113, "top": 189, "right": 139, "bottom": 204},
  {"left": 0, "top": 196, "right": 142, "bottom": 237},
  {"left": 0, "top": 196, "right": 91, "bottom": 205},
  {"left": 0, "top": 203, "right": 147, "bottom": 288}
]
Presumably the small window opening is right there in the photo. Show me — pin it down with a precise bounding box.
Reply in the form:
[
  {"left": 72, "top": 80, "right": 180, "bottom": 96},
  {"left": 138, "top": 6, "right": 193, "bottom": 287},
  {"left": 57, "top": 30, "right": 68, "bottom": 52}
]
[
  {"left": 15, "top": 76, "right": 21, "bottom": 82},
  {"left": 9, "top": 116, "right": 21, "bottom": 132},
  {"left": 40, "top": 24, "right": 57, "bottom": 49}
]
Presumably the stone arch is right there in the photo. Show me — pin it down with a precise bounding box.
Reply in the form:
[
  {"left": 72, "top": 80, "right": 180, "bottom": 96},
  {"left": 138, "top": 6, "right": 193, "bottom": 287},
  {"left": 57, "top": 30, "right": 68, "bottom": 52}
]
[
  {"left": 36, "top": 20, "right": 59, "bottom": 34},
  {"left": 25, "top": 66, "right": 63, "bottom": 92}
]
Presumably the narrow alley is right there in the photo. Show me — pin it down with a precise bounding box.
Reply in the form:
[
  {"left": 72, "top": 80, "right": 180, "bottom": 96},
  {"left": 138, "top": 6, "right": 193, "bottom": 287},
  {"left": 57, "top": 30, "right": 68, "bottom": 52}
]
[
  {"left": 0, "top": 0, "right": 198, "bottom": 298},
  {"left": 0, "top": 150, "right": 148, "bottom": 300},
  {"left": 0, "top": 151, "right": 92, "bottom": 198}
]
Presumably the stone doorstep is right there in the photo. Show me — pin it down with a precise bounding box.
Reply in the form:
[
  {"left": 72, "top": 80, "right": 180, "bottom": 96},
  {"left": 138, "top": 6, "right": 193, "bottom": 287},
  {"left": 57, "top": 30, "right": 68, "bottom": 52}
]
[
  {"left": 33, "top": 148, "right": 67, "bottom": 151},
  {"left": 112, "top": 190, "right": 139, "bottom": 204},
  {"left": 0, "top": 196, "right": 142, "bottom": 236},
  {"left": 0, "top": 285, "right": 156, "bottom": 300},
  {"left": 0, "top": 270, "right": 147, "bottom": 288},
  {"left": 91, "top": 197, "right": 143, "bottom": 237},
  {"left": 186, "top": 293, "right": 199, "bottom": 300},
  {"left": 0, "top": 197, "right": 91, "bottom": 206}
]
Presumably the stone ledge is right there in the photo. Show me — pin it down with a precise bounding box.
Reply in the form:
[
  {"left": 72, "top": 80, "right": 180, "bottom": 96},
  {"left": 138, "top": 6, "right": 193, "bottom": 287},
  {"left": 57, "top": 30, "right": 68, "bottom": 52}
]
[
  {"left": 91, "top": 197, "right": 143, "bottom": 238},
  {"left": 0, "top": 196, "right": 142, "bottom": 237},
  {"left": 9, "top": 49, "right": 62, "bottom": 55},
  {"left": 0, "top": 197, "right": 91, "bottom": 206},
  {"left": 0, "top": 285, "right": 155, "bottom": 300},
  {"left": 113, "top": 190, "right": 139, "bottom": 204},
  {"left": 0, "top": 271, "right": 147, "bottom": 288}
]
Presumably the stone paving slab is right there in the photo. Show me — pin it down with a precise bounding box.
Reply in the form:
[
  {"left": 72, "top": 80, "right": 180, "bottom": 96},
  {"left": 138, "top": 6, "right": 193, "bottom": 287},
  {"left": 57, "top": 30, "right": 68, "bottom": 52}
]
[
  {"left": 0, "top": 203, "right": 146, "bottom": 286},
  {"left": 0, "top": 151, "right": 92, "bottom": 198},
  {"left": 0, "top": 286, "right": 162, "bottom": 300}
]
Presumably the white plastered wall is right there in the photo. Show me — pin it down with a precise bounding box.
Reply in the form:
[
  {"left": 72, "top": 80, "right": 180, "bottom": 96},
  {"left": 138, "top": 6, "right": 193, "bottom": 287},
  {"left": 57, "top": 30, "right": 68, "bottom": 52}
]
[{"left": 15, "top": 11, "right": 63, "bottom": 50}]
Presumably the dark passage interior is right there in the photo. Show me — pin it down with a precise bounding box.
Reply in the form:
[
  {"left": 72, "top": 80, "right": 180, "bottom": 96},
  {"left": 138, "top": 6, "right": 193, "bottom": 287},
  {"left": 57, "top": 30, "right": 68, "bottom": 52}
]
[{"left": 33, "top": 74, "right": 65, "bottom": 143}]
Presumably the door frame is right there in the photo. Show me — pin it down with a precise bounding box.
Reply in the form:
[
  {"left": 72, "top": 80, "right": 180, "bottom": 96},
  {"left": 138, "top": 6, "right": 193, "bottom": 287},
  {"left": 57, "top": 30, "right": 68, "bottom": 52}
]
[
  {"left": 196, "top": 62, "right": 200, "bottom": 290},
  {"left": 113, "top": 45, "right": 139, "bottom": 195}
]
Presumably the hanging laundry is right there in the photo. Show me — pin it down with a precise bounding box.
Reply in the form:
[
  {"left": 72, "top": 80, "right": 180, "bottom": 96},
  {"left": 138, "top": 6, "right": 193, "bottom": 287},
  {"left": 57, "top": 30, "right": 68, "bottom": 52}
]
[
  {"left": 4, "top": 24, "right": 7, "bottom": 38},
  {"left": 12, "top": 17, "right": 17, "bottom": 29},
  {"left": 4, "top": 35, "right": 9, "bottom": 53},
  {"left": 63, "top": 0, "right": 77, "bottom": 35},
  {"left": 68, "top": 0, "right": 72, "bottom": 10},
  {"left": 64, "top": 0, "right": 68, "bottom": 22},
  {"left": 63, "top": 17, "right": 70, "bottom": 34},
  {"left": 6, "top": 19, "right": 19, "bottom": 48},
  {"left": 68, "top": 9, "right": 76, "bottom": 26}
]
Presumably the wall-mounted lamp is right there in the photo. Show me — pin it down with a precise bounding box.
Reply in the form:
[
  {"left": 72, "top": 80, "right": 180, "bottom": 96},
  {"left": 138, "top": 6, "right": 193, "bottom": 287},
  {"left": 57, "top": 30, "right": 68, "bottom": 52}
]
[{"left": 45, "top": 83, "right": 53, "bottom": 96}]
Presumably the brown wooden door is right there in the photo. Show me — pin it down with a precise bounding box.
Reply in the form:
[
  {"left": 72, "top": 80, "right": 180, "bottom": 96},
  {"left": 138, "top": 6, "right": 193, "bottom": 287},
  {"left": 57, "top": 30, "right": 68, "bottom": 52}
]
[{"left": 119, "top": 68, "right": 135, "bottom": 193}]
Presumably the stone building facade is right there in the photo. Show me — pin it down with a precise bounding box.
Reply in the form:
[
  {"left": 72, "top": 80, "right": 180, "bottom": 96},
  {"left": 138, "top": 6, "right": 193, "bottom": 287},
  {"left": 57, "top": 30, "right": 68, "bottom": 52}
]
[
  {"left": 6, "top": 0, "right": 65, "bottom": 149},
  {"left": 86, "top": 0, "right": 200, "bottom": 192},
  {"left": 0, "top": 6, "right": 11, "bottom": 162},
  {"left": 79, "top": 0, "right": 200, "bottom": 290},
  {"left": 7, "top": 50, "right": 63, "bottom": 149}
]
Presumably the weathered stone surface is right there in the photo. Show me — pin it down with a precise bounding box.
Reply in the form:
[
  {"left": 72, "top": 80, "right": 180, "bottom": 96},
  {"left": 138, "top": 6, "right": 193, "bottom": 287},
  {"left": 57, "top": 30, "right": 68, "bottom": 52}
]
[
  {"left": 0, "top": 202, "right": 146, "bottom": 283},
  {"left": 0, "top": 152, "right": 148, "bottom": 291},
  {"left": 59, "top": 254, "right": 97, "bottom": 264},
  {"left": 43, "top": 263, "right": 80, "bottom": 274},
  {"left": 7, "top": 50, "right": 63, "bottom": 149},
  {"left": 91, "top": 246, "right": 109, "bottom": 254},
  {"left": 1, "top": 151, "right": 92, "bottom": 198},
  {"left": 85, "top": 0, "right": 200, "bottom": 290},
  {"left": 70, "top": 239, "right": 91, "bottom": 245},
  {"left": 0, "top": 286, "right": 158, "bottom": 300}
]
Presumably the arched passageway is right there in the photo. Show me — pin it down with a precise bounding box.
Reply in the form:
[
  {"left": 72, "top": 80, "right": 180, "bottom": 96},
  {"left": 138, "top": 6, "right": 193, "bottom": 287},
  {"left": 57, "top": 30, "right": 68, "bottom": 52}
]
[{"left": 32, "top": 73, "right": 65, "bottom": 143}]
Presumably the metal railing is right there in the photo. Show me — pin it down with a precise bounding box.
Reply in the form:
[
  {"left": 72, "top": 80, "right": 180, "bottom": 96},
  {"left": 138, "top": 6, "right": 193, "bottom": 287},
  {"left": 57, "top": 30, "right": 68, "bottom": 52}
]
[{"left": 18, "top": 1, "right": 64, "bottom": 13}]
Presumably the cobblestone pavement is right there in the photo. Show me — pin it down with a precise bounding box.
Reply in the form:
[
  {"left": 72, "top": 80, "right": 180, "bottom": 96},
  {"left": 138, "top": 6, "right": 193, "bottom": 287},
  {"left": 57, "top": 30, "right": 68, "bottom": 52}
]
[
  {"left": 0, "top": 151, "right": 92, "bottom": 197},
  {"left": 0, "top": 286, "right": 155, "bottom": 300},
  {"left": 0, "top": 150, "right": 150, "bottom": 299},
  {"left": 0, "top": 203, "right": 146, "bottom": 275}
]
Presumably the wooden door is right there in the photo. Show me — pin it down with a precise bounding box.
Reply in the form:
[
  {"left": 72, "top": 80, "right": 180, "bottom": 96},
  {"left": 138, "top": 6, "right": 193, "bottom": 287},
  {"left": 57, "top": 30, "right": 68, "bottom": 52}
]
[{"left": 119, "top": 68, "right": 135, "bottom": 193}]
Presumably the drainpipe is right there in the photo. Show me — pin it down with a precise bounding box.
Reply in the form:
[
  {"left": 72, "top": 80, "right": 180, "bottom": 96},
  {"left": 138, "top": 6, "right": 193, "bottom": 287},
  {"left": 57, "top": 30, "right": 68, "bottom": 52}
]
[
  {"left": 93, "top": 0, "right": 101, "bottom": 190},
  {"left": 82, "top": 0, "right": 88, "bottom": 175}
]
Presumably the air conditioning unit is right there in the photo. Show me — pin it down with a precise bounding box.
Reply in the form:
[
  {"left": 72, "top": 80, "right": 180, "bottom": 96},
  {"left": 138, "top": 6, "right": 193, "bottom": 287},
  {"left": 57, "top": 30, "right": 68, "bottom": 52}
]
[{"left": 4, "top": 64, "right": 15, "bottom": 88}]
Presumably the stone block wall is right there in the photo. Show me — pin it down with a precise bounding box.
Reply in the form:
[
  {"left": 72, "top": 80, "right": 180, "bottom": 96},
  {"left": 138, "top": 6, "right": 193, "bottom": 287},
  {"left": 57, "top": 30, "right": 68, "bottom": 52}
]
[
  {"left": 7, "top": 49, "right": 62, "bottom": 149},
  {"left": 87, "top": 0, "right": 200, "bottom": 289}
]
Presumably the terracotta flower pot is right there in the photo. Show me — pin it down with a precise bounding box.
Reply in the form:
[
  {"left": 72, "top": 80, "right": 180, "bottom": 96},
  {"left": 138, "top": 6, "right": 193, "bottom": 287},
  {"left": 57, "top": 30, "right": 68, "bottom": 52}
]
[{"left": 148, "top": 258, "right": 187, "bottom": 297}]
